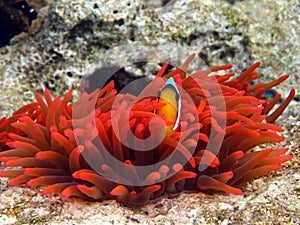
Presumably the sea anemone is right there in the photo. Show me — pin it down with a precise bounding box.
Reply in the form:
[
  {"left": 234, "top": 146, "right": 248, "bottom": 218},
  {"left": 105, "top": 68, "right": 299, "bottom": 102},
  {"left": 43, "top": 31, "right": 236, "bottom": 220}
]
[{"left": 0, "top": 54, "right": 295, "bottom": 207}]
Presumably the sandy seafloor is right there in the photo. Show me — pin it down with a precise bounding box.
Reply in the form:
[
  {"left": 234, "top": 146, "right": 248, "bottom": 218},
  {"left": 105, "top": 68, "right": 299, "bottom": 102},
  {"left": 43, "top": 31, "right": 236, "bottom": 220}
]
[{"left": 0, "top": 0, "right": 300, "bottom": 225}]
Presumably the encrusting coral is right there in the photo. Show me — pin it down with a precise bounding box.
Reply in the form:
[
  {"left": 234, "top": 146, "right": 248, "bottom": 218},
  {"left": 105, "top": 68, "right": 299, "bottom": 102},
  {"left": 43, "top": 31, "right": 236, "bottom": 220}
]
[{"left": 0, "top": 54, "right": 295, "bottom": 207}]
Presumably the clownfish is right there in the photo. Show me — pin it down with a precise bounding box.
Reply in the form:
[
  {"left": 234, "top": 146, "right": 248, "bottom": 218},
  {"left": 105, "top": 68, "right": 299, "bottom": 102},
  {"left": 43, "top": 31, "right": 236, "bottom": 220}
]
[{"left": 155, "top": 77, "right": 181, "bottom": 135}]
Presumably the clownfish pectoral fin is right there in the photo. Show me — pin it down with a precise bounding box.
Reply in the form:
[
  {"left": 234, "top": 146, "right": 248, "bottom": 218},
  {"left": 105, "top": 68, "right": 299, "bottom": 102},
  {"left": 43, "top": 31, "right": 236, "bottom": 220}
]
[{"left": 155, "top": 77, "right": 181, "bottom": 133}]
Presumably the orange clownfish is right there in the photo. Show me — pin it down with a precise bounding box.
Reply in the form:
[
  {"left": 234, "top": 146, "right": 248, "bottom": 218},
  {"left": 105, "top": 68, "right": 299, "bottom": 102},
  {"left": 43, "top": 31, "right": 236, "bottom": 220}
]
[{"left": 155, "top": 77, "right": 181, "bottom": 135}]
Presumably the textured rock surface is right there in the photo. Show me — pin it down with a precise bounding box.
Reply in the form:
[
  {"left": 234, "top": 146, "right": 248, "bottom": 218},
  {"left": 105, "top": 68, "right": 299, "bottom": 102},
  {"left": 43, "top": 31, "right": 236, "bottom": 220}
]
[
  {"left": 0, "top": 0, "right": 299, "bottom": 224},
  {"left": 1, "top": 0, "right": 299, "bottom": 116}
]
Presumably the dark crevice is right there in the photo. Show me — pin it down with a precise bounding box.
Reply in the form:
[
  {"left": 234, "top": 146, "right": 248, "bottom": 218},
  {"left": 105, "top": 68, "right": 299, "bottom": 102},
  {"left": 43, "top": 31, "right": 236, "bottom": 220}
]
[{"left": 0, "top": 1, "right": 38, "bottom": 47}]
